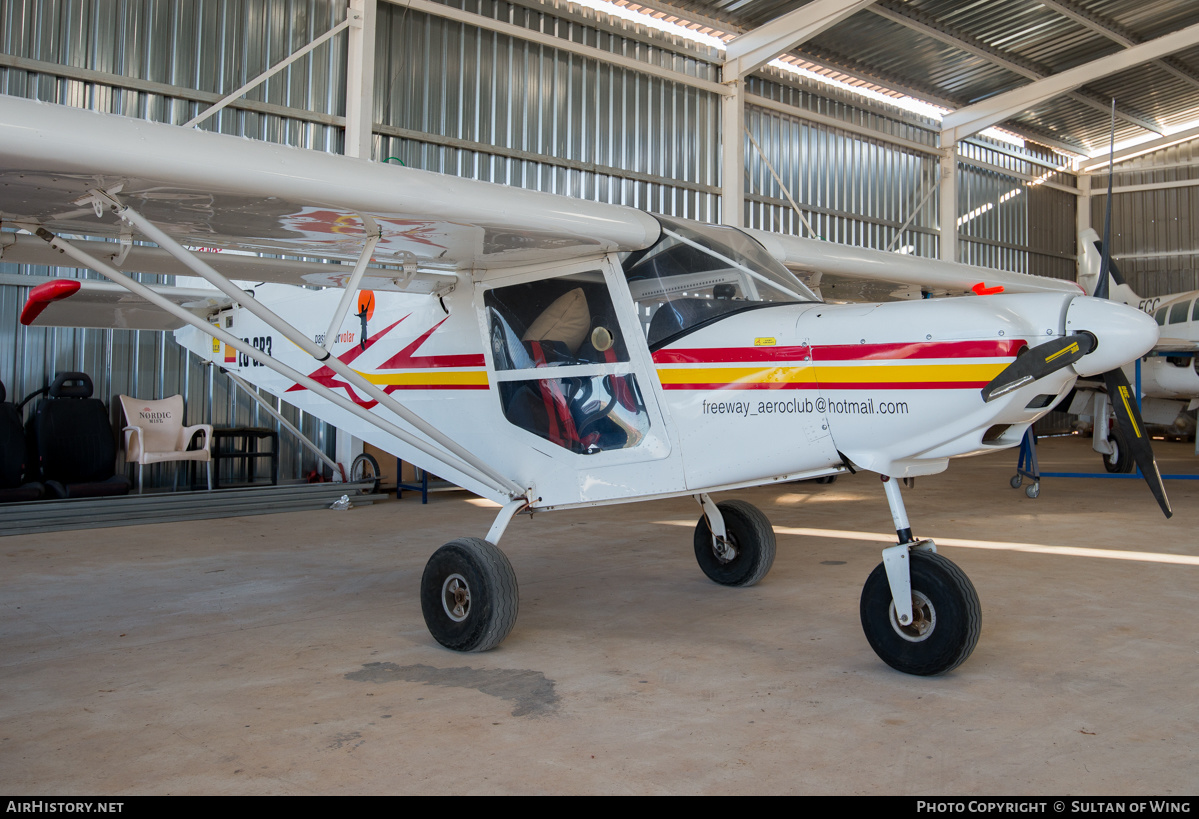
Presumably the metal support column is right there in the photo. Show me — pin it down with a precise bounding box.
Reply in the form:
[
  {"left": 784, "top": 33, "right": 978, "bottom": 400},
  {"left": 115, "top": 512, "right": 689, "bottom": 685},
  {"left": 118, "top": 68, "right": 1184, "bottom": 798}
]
[
  {"left": 345, "top": 0, "right": 377, "bottom": 160},
  {"left": 721, "top": 80, "right": 745, "bottom": 228},
  {"left": 939, "top": 143, "right": 958, "bottom": 263}
]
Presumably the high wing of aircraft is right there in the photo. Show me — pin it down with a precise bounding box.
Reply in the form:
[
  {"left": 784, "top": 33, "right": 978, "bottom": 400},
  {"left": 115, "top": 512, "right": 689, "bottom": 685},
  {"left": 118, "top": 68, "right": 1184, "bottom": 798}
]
[
  {"left": 1064, "top": 228, "right": 1199, "bottom": 472},
  {"left": 0, "top": 94, "right": 1170, "bottom": 676}
]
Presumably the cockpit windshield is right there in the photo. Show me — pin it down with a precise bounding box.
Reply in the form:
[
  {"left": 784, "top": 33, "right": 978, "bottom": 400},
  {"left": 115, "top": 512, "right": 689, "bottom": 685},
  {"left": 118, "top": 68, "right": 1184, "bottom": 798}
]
[{"left": 622, "top": 216, "right": 820, "bottom": 348}]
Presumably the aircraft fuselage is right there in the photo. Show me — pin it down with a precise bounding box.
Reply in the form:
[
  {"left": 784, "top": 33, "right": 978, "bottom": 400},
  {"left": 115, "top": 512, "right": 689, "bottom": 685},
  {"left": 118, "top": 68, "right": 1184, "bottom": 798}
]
[{"left": 175, "top": 263, "right": 1085, "bottom": 507}]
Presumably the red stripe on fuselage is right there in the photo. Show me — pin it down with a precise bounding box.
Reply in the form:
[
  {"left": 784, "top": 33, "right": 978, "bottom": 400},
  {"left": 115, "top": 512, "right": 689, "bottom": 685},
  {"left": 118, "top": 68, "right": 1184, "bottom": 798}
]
[
  {"left": 814, "top": 339, "right": 1027, "bottom": 360},
  {"left": 814, "top": 381, "right": 993, "bottom": 390},
  {"left": 658, "top": 381, "right": 993, "bottom": 391},
  {"left": 652, "top": 345, "right": 810, "bottom": 364},
  {"left": 653, "top": 339, "right": 1025, "bottom": 364}
]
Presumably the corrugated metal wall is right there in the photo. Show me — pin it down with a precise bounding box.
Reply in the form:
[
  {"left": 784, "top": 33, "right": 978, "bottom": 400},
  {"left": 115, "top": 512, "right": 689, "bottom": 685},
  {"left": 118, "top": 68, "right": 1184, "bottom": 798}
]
[
  {"left": 742, "top": 70, "right": 1080, "bottom": 278},
  {"left": 1, "top": 0, "right": 346, "bottom": 142},
  {"left": 372, "top": 0, "right": 722, "bottom": 218},
  {"left": 1092, "top": 138, "right": 1199, "bottom": 299},
  {"left": 744, "top": 73, "right": 942, "bottom": 257},
  {"left": 1, "top": 0, "right": 1111, "bottom": 473},
  {"left": 0, "top": 0, "right": 345, "bottom": 486},
  {"left": 957, "top": 140, "right": 1078, "bottom": 281}
]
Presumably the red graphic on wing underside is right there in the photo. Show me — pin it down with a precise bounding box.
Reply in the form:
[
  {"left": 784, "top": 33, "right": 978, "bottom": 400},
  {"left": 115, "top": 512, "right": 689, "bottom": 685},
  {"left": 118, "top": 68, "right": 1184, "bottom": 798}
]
[{"left": 284, "top": 210, "right": 448, "bottom": 251}]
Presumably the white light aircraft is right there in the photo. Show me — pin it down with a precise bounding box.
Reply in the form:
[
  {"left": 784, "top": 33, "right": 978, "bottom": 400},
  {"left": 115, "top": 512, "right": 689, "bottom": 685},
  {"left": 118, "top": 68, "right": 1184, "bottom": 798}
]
[
  {"left": 0, "top": 95, "right": 1172, "bottom": 675},
  {"left": 1064, "top": 228, "right": 1199, "bottom": 472}
]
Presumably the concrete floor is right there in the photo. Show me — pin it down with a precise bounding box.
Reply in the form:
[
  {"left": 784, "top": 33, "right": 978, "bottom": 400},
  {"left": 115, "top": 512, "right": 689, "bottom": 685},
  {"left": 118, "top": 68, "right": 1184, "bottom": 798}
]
[{"left": 2, "top": 436, "right": 1197, "bottom": 795}]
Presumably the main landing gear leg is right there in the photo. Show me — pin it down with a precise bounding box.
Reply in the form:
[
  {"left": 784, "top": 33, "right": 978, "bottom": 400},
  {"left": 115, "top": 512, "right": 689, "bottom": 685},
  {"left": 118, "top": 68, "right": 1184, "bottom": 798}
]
[
  {"left": 859, "top": 476, "right": 981, "bottom": 676},
  {"left": 880, "top": 475, "right": 928, "bottom": 628},
  {"left": 419, "top": 499, "right": 526, "bottom": 652}
]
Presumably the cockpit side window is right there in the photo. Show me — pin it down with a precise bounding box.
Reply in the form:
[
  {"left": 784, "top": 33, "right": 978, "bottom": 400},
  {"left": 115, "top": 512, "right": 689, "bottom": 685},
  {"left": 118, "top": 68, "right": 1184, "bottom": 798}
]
[
  {"left": 484, "top": 271, "right": 650, "bottom": 455},
  {"left": 622, "top": 216, "right": 818, "bottom": 348},
  {"left": 484, "top": 274, "right": 630, "bottom": 372}
]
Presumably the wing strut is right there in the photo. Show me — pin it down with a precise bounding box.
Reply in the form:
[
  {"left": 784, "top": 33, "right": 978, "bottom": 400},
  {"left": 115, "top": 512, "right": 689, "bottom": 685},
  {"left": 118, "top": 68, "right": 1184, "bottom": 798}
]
[
  {"left": 29, "top": 226, "right": 525, "bottom": 500},
  {"left": 322, "top": 214, "right": 380, "bottom": 354},
  {"left": 78, "top": 188, "right": 523, "bottom": 498}
]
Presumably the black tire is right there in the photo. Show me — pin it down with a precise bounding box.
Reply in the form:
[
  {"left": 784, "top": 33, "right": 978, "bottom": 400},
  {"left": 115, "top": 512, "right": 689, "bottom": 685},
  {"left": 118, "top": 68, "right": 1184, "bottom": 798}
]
[
  {"left": 860, "top": 551, "right": 981, "bottom": 676},
  {"left": 350, "top": 452, "right": 381, "bottom": 493},
  {"left": 1103, "top": 429, "right": 1133, "bottom": 473},
  {"left": 421, "top": 537, "right": 519, "bottom": 652},
  {"left": 1025, "top": 482, "right": 1040, "bottom": 499},
  {"left": 1010, "top": 474, "right": 1022, "bottom": 489},
  {"left": 693, "top": 499, "right": 776, "bottom": 587}
]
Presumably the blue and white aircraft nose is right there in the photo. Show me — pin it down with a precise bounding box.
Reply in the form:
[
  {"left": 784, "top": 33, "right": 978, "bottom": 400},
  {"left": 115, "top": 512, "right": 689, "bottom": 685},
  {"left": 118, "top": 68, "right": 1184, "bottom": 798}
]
[{"left": 1065, "top": 296, "right": 1160, "bottom": 378}]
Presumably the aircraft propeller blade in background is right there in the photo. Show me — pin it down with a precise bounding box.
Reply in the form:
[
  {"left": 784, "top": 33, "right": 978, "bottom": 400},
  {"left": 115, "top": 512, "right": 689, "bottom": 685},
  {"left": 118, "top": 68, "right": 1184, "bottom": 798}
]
[
  {"left": 1092, "top": 100, "right": 1171, "bottom": 519},
  {"left": 980, "top": 333, "right": 1096, "bottom": 402}
]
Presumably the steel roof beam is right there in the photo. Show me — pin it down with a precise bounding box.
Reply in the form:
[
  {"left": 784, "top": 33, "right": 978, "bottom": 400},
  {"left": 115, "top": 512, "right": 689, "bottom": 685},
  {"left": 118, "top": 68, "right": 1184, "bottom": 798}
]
[
  {"left": 722, "top": 0, "right": 877, "bottom": 80},
  {"left": 941, "top": 20, "right": 1199, "bottom": 144},
  {"left": 870, "top": 1, "right": 1165, "bottom": 137},
  {"left": 382, "top": 0, "right": 728, "bottom": 96},
  {"left": 1076, "top": 123, "right": 1199, "bottom": 172},
  {"left": 1038, "top": 0, "right": 1199, "bottom": 93}
]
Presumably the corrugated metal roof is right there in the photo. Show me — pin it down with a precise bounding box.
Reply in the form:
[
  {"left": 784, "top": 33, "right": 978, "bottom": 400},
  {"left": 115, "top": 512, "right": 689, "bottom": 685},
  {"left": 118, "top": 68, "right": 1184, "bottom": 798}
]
[{"left": 628, "top": 0, "right": 1199, "bottom": 154}]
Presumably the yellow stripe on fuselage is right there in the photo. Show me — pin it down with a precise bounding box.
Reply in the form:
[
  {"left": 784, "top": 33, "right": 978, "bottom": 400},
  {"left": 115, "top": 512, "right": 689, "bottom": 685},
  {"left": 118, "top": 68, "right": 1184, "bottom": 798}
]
[
  {"left": 359, "top": 370, "right": 489, "bottom": 387},
  {"left": 656, "top": 361, "right": 1007, "bottom": 386},
  {"left": 814, "top": 362, "right": 1007, "bottom": 383},
  {"left": 656, "top": 365, "right": 818, "bottom": 386}
]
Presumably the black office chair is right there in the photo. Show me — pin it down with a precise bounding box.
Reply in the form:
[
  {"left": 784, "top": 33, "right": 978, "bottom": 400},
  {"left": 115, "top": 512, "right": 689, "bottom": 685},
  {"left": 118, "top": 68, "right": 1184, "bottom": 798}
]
[
  {"left": 0, "top": 380, "right": 44, "bottom": 502},
  {"left": 24, "top": 372, "right": 132, "bottom": 499}
]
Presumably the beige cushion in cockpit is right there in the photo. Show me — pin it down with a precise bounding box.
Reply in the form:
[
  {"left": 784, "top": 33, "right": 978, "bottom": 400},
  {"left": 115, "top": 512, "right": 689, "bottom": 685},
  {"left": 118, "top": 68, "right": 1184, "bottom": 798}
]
[{"left": 522, "top": 288, "right": 590, "bottom": 354}]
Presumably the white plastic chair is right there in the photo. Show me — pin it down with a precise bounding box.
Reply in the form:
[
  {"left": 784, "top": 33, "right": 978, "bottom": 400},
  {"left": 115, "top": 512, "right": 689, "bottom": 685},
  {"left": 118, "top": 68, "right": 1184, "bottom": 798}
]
[{"left": 118, "top": 394, "right": 212, "bottom": 492}]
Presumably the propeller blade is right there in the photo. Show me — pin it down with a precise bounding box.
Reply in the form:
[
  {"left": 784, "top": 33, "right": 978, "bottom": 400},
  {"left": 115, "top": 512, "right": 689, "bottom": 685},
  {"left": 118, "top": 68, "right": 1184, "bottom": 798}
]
[
  {"left": 1094, "top": 99, "right": 1116, "bottom": 301},
  {"left": 1086, "top": 99, "right": 1169, "bottom": 516},
  {"left": 981, "top": 333, "right": 1096, "bottom": 402},
  {"left": 1102, "top": 367, "right": 1173, "bottom": 519}
]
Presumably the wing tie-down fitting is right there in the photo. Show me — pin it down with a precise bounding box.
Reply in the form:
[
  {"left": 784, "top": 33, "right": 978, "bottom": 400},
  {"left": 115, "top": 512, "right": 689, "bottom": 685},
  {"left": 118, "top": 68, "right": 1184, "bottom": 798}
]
[{"left": 34, "top": 190, "right": 525, "bottom": 501}]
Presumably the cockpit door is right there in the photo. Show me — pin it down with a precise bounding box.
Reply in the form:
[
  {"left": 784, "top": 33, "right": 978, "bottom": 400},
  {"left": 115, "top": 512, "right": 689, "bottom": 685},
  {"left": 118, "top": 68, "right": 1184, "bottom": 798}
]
[{"left": 476, "top": 255, "right": 681, "bottom": 506}]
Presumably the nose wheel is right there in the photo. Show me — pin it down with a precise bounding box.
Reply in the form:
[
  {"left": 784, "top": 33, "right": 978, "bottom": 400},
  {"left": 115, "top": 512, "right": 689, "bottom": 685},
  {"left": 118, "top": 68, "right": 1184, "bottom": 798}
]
[
  {"left": 860, "top": 550, "right": 981, "bottom": 675},
  {"left": 865, "top": 476, "right": 981, "bottom": 674}
]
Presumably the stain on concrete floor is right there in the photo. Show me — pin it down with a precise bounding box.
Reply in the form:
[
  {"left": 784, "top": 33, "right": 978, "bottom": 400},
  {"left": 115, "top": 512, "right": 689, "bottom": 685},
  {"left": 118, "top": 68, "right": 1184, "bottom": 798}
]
[{"left": 346, "top": 662, "right": 560, "bottom": 717}]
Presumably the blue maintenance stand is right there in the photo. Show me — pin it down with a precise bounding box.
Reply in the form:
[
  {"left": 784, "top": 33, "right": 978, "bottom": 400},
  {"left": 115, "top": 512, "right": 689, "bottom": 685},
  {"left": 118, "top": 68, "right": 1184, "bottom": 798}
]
[
  {"left": 397, "top": 457, "right": 431, "bottom": 503},
  {"left": 1012, "top": 357, "right": 1199, "bottom": 498}
]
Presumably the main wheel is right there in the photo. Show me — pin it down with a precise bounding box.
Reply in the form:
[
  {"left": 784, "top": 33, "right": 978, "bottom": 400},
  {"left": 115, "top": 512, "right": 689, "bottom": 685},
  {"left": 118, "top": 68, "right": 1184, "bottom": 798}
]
[
  {"left": 420, "top": 537, "right": 519, "bottom": 652},
  {"left": 1103, "top": 429, "right": 1133, "bottom": 473},
  {"left": 350, "top": 452, "right": 381, "bottom": 493},
  {"left": 693, "top": 499, "right": 776, "bottom": 587},
  {"left": 860, "top": 551, "right": 981, "bottom": 676}
]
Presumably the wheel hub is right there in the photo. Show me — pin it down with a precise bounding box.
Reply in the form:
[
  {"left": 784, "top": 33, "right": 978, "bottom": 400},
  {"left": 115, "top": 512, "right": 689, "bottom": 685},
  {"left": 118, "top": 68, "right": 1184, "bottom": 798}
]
[
  {"left": 712, "top": 535, "right": 738, "bottom": 564},
  {"left": 889, "top": 590, "right": 935, "bottom": 642},
  {"left": 441, "top": 573, "right": 471, "bottom": 622}
]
